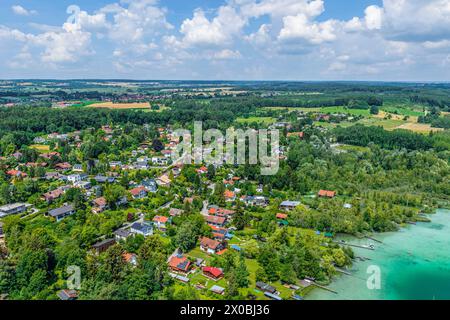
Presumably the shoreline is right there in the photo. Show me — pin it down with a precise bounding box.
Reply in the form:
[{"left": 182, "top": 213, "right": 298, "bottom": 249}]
[{"left": 305, "top": 208, "right": 450, "bottom": 300}]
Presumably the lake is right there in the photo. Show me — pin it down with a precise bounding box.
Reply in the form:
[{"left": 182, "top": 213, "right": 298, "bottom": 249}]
[{"left": 307, "top": 209, "right": 450, "bottom": 300}]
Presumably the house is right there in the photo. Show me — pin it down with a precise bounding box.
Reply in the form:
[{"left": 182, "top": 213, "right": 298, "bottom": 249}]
[
  {"left": 92, "top": 238, "right": 116, "bottom": 255},
  {"left": 114, "top": 228, "right": 132, "bottom": 241},
  {"left": 202, "top": 267, "right": 224, "bottom": 281},
  {"left": 224, "top": 190, "right": 236, "bottom": 202},
  {"left": 67, "top": 173, "right": 87, "bottom": 183},
  {"left": 123, "top": 253, "right": 138, "bottom": 266},
  {"left": 200, "top": 237, "right": 224, "bottom": 254},
  {"left": 72, "top": 164, "right": 83, "bottom": 172},
  {"left": 151, "top": 157, "right": 168, "bottom": 166},
  {"left": 11, "top": 151, "right": 23, "bottom": 160},
  {"left": 74, "top": 181, "right": 91, "bottom": 190},
  {"left": 242, "top": 195, "right": 268, "bottom": 207},
  {"left": 42, "top": 188, "right": 64, "bottom": 203},
  {"left": 0, "top": 203, "right": 29, "bottom": 217},
  {"left": 129, "top": 186, "right": 148, "bottom": 199},
  {"left": 41, "top": 151, "right": 60, "bottom": 160},
  {"left": 57, "top": 289, "right": 78, "bottom": 301},
  {"left": 109, "top": 161, "right": 122, "bottom": 169},
  {"left": 276, "top": 213, "right": 289, "bottom": 227},
  {"left": 168, "top": 253, "right": 191, "bottom": 274},
  {"left": 210, "top": 285, "right": 225, "bottom": 295},
  {"left": 94, "top": 175, "right": 115, "bottom": 184},
  {"left": 92, "top": 197, "right": 108, "bottom": 213},
  {"left": 45, "top": 172, "right": 62, "bottom": 180},
  {"left": 210, "top": 226, "right": 230, "bottom": 241},
  {"left": 48, "top": 204, "right": 75, "bottom": 222},
  {"left": 205, "top": 215, "right": 226, "bottom": 227},
  {"left": 279, "top": 200, "right": 301, "bottom": 211},
  {"left": 6, "top": 170, "right": 27, "bottom": 178},
  {"left": 142, "top": 179, "right": 157, "bottom": 193},
  {"left": 256, "top": 281, "right": 277, "bottom": 294},
  {"left": 156, "top": 174, "right": 171, "bottom": 187},
  {"left": 169, "top": 208, "right": 184, "bottom": 217},
  {"left": 55, "top": 162, "right": 72, "bottom": 171},
  {"left": 130, "top": 222, "right": 153, "bottom": 237},
  {"left": 318, "top": 190, "right": 336, "bottom": 198},
  {"left": 134, "top": 161, "right": 148, "bottom": 170},
  {"left": 153, "top": 215, "right": 169, "bottom": 232},
  {"left": 276, "top": 213, "right": 288, "bottom": 220},
  {"left": 208, "top": 207, "right": 235, "bottom": 217},
  {"left": 196, "top": 166, "right": 208, "bottom": 174}
]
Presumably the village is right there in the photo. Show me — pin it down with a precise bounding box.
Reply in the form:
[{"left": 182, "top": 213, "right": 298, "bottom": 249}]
[{"left": 0, "top": 120, "right": 347, "bottom": 301}]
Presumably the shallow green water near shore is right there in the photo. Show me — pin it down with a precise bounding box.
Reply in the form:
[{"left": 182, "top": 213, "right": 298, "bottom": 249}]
[{"left": 307, "top": 209, "right": 450, "bottom": 300}]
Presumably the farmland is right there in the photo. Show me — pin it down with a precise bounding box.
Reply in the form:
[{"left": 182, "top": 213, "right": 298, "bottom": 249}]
[{"left": 88, "top": 102, "right": 151, "bottom": 109}]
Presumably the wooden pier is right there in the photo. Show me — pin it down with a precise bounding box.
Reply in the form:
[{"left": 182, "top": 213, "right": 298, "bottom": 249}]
[{"left": 334, "top": 241, "right": 375, "bottom": 251}]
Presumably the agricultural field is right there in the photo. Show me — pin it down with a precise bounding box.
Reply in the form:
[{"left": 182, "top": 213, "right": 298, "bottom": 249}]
[{"left": 88, "top": 102, "right": 151, "bottom": 109}]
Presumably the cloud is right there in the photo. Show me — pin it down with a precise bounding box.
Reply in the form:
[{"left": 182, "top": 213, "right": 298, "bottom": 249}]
[
  {"left": 180, "top": 6, "right": 246, "bottom": 47},
  {"left": 213, "top": 49, "right": 242, "bottom": 60},
  {"left": 11, "top": 5, "right": 37, "bottom": 16}
]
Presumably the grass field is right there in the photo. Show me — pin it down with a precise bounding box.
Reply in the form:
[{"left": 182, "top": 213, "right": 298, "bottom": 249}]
[
  {"left": 29, "top": 144, "right": 50, "bottom": 152},
  {"left": 236, "top": 117, "right": 276, "bottom": 124},
  {"left": 395, "top": 122, "right": 445, "bottom": 133},
  {"left": 88, "top": 102, "right": 151, "bottom": 109}
]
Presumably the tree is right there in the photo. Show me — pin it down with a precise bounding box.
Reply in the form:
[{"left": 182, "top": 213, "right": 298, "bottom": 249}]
[
  {"left": 233, "top": 202, "right": 247, "bottom": 230},
  {"left": 370, "top": 105, "right": 380, "bottom": 115},
  {"left": 104, "top": 184, "right": 126, "bottom": 209},
  {"left": 235, "top": 255, "right": 249, "bottom": 288},
  {"left": 152, "top": 139, "right": 164, "bottom": 152}
]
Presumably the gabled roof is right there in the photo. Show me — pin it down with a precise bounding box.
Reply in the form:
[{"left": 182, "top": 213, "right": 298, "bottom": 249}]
[
  {"left": 276, "top": 213, "right": 288, "bottom": 220},
  {"left": 224, "top": 190, "right": 235, "bottom": 199},
  {"left": 48, "top": 204, "right": 74, "bottom": 217},
  {"left": 205, "top": 215, "right": 226, "bottom": 225},
  {"left": 203, "top": 266, "right": 223, "bottom": 278},
  {"left": 93, "top": 197, "right": 107, "bottom": 207},
  {"left": 129, "top": 186, "right": 147, "bottom": 196},
  {"left": 200, "top": 237, "right": 221, "bottom": 250},
  {"left": 153, "top": 215, "right": 169, "bottom": 224},
  {"left": 168, "top": 255, "right": 191, "bottom": 272},
  {"left": 318, "top": 190, "right": 336, "bottom": 198},
  {"left": 280, "top": 200, "right": 301, "bottom": 207}
]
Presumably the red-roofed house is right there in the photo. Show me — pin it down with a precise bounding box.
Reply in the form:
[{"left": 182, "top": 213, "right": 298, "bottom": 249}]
[
  {"left": 224, "top": 190, "right": 236, "bottom": 202},
  {"left": 122, "top": 252, "right": 138, "bottom": 266},
  {"left": 202, "top": 266, "right": 224, "bottom": 280},
  {"left": 200, "top": 237, "right": 224, "bottom": 254},
  {"left": 196, "top": 166, "right": 208, "bottom": 174},
  {"left": 209, "top": 207, "right": 235, "bottom": 217},
  {"left": 55, "top": 162, "right": 72, "bottom": 171},
  {"left": 205, "top": 215, "right": 226, "bottom": 227},
  {"left": 129, "top": 186, "right": 148, "bottom": 199},
  {"left": 7, "top": 170, "right": 27, "bottom": 178},
  {"left": 42, "top": 188, "right": 64, "bottom": 203},
  {"left": 153, "top": 215, "right": 169, "bottom": 231},
  {"left": 168, "top": 255, "right": 191, "bottom": 274},
  {"left": 318, "top": 190, "right": 336, "bottom": 198},
  {"left": 276, "top": 213, "right": 288, "bottom": 220}
]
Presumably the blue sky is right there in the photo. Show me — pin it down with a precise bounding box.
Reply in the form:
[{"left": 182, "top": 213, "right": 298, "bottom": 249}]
[{"left": 0, "top": 0, "right": 448, "bottom": 81}]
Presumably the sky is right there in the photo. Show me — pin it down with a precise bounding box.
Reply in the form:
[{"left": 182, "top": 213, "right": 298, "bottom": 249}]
[{"left": 0, "top": 0, "right": 449, "bottom": 81}]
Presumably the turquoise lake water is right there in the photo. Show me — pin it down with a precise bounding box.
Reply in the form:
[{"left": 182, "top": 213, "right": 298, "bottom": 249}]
[{"left": 307, "top": 209, "right": 450, "bottom": 300}]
